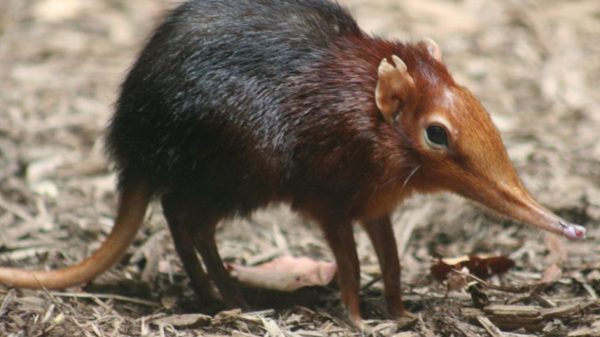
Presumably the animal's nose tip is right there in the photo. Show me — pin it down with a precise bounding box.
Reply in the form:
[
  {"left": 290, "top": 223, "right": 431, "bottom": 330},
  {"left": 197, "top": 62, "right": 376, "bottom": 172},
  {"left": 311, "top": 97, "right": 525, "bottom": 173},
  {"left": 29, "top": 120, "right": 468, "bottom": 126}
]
[{"left": 560, "top": 221, "right": 586, "bottom": 240}]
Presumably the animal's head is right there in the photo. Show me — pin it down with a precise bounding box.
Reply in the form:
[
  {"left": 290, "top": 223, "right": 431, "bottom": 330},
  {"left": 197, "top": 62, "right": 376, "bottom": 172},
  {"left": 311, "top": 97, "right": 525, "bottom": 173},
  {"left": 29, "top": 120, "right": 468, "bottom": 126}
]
[{"left": 375, "top": 38, "right": 585, "bottom": 240}]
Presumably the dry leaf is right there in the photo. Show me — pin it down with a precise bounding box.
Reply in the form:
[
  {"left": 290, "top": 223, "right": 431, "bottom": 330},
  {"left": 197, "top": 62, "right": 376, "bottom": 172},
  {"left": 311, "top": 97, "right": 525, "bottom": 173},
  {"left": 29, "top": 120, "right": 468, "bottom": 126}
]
[
  {"left": 228, "top": 256, "right": 336, "bottom": 292},
  {"left": 431, "top": 255, "right": 515, "bottom": 281}
]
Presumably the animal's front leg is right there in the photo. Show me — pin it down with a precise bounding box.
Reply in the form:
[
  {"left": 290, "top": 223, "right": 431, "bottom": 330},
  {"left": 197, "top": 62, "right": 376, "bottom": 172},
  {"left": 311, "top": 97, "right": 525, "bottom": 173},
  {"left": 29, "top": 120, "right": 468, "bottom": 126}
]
[
  {"left": 318, "top": 219, "right": 362, "bottom": 326},
  {"left": 361, "top": 215, "right": 408, "bottom": 318}
]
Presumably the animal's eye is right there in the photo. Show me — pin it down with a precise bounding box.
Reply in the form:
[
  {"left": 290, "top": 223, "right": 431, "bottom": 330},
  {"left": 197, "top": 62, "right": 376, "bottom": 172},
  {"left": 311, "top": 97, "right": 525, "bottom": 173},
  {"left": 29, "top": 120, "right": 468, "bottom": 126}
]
[{"left": 425, "top": 125, "right": 448, "bottom": 148}]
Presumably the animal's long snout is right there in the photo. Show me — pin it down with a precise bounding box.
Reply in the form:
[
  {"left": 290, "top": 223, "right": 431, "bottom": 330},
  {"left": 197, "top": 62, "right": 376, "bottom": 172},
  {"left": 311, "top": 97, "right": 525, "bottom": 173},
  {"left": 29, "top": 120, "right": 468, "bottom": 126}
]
[
  {"left": 463, "top": 179, "right": 586, "bottom": 240},
  {"left": 506, "top": 193, "right": 586, "bottom": 240}
]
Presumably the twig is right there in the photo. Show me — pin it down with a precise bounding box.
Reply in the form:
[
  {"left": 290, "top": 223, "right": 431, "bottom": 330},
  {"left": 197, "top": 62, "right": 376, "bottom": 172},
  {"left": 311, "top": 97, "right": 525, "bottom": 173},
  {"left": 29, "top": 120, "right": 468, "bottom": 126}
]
[
  {"left": 0, "top": 194, "right": 34, "bottom": 222},
  {"left": 49, "top": 291, "right": 160, "bottom": 307},
  {"left": 477, "top": 316, "right": 505, "bottom": 337},
  {"left": 360, "top": 275, "right": 382, "bottom": 291},
  {"left": 457, "top": 270, "right": 544, "bottom": 294}
]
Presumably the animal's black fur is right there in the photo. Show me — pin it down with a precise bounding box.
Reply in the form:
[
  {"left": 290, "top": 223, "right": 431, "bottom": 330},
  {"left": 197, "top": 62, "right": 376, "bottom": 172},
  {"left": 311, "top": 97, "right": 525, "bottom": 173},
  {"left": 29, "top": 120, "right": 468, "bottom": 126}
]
[{"left": 105, "top": 0, "right": 442, "bottom": 219}]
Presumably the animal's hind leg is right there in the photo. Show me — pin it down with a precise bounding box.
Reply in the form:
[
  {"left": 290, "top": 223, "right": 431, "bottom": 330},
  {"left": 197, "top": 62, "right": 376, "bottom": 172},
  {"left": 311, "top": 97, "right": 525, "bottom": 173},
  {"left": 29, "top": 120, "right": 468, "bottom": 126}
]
[
  {"left": 162, "top": 197, "right": 217, "bottom": 301},
  {"left": 162, "top": 194, "right": 247, "bottom": 309},
  {"left": 191, "top": 221, "right": 249, "bottom": 310}
]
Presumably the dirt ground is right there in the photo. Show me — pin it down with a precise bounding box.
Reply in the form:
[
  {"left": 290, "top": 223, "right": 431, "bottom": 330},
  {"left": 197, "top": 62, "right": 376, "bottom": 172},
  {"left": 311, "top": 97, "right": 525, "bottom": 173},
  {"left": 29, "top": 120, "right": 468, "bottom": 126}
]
[{"left": 0, "top": 0, "right": 599, "bottom": 336}]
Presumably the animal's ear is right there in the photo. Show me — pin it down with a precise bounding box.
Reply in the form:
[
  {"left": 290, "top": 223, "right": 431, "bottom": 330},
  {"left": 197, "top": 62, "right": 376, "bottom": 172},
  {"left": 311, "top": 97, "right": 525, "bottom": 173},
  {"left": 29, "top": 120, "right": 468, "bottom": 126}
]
[
  {"left": 418, "top": 37, "right": 442, "bottom": 62},
  {"left": 375, "top": 55, "right": 415, "bottom": 123}
]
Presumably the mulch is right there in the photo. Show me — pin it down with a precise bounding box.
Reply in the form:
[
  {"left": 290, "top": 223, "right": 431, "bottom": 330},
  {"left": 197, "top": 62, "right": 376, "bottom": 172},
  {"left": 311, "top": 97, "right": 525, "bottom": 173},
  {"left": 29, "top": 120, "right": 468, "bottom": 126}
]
[{"left": 0, "top": 0, "right": 599, "bottom": 336}]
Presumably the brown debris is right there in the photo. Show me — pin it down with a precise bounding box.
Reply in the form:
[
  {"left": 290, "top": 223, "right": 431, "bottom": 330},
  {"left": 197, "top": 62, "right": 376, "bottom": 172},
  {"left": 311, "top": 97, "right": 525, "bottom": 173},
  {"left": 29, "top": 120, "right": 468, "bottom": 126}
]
[
  {"left": 476, "top": 302, "right": 597, "bottom": 331},
  {"left": 431, "top": 255, "right": 515, "bottom": 282},
  {"left": 151, "top": 313, "right": 212, "bottom": 328}
]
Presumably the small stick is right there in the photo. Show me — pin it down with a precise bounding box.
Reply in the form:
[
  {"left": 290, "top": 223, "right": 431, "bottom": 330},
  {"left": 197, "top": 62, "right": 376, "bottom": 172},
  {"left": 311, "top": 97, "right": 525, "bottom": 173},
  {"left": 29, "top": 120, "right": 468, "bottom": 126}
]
[
  {"left": 360, "top": 275, "right": 382, "bottom": 291},
  {"left": 49, "top": 291, "right": 160, "bottom": 307},
  {"left": 477, "top": 316, "right": 505, "bottom": 337},
  {"left": 456, "top": 270, "right": 543, "bottom": 294},
  {"left": 0, "top": 195, "right": 34, "bottom": 222}
]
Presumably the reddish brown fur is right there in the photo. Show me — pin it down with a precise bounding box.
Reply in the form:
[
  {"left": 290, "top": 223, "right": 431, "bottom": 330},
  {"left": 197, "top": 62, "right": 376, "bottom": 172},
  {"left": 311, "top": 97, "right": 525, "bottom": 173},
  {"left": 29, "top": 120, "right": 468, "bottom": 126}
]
[
  {"left": 269, "top": 37, "right": 468, "bottom": 322},
  {"left": 296, "top": 32, "right": 582, "bottom": 324},
  {"left": 311, "top": 37, "right": 459, "bottom": 220}
]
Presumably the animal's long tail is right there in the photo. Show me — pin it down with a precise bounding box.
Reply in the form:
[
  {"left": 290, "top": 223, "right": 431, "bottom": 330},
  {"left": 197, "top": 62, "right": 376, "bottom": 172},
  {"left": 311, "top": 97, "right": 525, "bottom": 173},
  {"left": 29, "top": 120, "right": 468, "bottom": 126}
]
[{"left": 0, "top": 183, "right": 150, "bottom": 289}]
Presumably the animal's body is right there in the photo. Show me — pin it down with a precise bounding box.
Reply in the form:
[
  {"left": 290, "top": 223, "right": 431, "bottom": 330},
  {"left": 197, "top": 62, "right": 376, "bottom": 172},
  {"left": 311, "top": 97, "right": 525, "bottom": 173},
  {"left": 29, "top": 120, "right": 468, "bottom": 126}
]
[{"left": 0, "top": 0, "right": 585, "bottom": 326}]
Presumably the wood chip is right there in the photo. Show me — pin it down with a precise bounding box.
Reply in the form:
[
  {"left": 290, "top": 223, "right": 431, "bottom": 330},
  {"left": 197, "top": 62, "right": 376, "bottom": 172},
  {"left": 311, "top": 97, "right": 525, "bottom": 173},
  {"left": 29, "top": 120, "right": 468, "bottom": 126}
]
[
  {"left": 391, "top": 332, "right": 420, "bottom": 337},
  {"left": 0, "top": 289, "right": 15, "bottom": 318},
  {"left": 477, "top": 315, "right": 505, "bottom": 337},
  {"left": 152, "top": 314, "right": 211, "bottom": 328},
  {"left": 1, "top": 0, "right": 599, "bottom": 336},
  {"left": 260, "top": 317, "right": 286, "bottom": 337},
  {"left": 483, "top": 305, "right": 541, "bottom": 317},
  {"left": 541, "top": 301, "right": 594, "bottom": 319},
  {"left": 568, "top": 327, "right": 600, "bottom": 337}
]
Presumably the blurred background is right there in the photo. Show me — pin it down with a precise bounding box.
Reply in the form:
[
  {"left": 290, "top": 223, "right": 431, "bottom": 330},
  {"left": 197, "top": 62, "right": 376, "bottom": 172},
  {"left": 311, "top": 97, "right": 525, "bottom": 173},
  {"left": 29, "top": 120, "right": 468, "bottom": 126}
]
[{"left": 0, "top": 0, "right": 598, "bottom": 336}]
